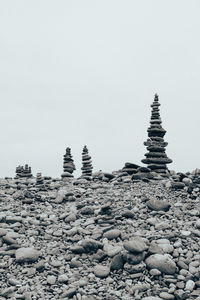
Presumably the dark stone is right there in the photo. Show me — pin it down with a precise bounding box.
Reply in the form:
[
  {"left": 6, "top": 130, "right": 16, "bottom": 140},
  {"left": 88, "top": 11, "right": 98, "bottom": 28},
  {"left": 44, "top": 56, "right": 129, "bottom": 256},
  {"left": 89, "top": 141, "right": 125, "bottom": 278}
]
[{"left": 110, "top": 254, "right": 124, "bottom": 270}]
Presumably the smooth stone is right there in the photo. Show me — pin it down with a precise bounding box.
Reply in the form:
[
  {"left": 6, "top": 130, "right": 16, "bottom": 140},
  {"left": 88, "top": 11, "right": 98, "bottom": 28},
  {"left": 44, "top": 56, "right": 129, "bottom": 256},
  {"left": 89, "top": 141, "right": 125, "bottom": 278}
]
[
  {"left": 94, "top": 265, "right": 110, "bottom": 278},
  {"left": 103, "top": 229, "right": 121, "bottom": 240},
  {"left": 104, "top": 244, "right": 122, "bottom": 257},
  {"left": 146, "top": 198, "right": 171, "bottom": 211},
  {"left": 185, "top": 279, "right": 195, "bottom": 291},
  {"left": 159, "top": 292, "right": 174, "bottom": 299},
  {"left": 0, "top": 228, "right": 8, "bottom": 237},
  {"left": 8, "top": 278, "right": 21, "bottom": 286},
  {"left": 47, "top": 275, "right": 56, "bottom": 285},
  {"left": 145, "top": 254, "right": 176, "bottom": 274},
  {"left": 158, "top": 244, "right": 174, "bottom": 254},
  {"left": 15, "top": 247, "right": 40, "bottom": 263},
  {"left": 142, "top": 297, "right": 162, "bottom": 300},
  {"left": 122, "top": 210, "right": 135, "bottom": 218},
  {"left": 123, "top": 237, "right": 147, "bottom": 253},
  {"left": 58, "top": 274, "right": 68, "bottom": 283},
  {"left": 180, "top": 230, "right": 191, "bottom": 237},
  {"left": 149, "top": 242, "right": 164, "bottom": 255},
  {"left": 149, "top": 268, "right": 162, "bottom": 276}
]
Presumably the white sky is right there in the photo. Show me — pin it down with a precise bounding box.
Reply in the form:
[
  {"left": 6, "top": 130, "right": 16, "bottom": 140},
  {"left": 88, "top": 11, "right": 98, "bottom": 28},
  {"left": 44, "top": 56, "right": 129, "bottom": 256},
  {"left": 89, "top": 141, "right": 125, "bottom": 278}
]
[{"left": 0, "top": 0, "right": 200, "bottom": 178}]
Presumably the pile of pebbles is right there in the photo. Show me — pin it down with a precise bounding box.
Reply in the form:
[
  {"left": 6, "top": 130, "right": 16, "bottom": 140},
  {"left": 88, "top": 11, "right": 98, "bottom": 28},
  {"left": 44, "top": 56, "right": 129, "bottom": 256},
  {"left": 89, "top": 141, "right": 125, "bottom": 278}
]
[{"left": 0, "top": 175, "right": 200, "bottom": 299}]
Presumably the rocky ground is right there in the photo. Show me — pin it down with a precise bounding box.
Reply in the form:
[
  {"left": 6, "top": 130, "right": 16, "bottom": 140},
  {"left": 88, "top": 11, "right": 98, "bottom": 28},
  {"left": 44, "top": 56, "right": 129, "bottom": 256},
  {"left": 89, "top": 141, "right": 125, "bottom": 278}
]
[{"left": 1, "top": 170, "right": 200, "bottom": 300}]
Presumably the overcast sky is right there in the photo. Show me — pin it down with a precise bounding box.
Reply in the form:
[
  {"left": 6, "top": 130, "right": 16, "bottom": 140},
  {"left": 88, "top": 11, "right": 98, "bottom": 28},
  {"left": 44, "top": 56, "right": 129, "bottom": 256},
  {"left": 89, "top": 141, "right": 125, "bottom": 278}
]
[{"left": 0, "top": 0, "right": 200, "bottom": 178}]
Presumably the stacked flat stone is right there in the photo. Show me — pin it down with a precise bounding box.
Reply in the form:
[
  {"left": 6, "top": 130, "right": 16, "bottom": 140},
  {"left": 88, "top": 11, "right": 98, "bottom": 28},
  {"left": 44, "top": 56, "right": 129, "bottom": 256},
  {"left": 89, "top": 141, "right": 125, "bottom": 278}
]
[
  {"left": 36, "top": 173, "right": 44, "bottom": 185},
  {"left": 141, "top": 94, "right": 172, "bottom": 174},
  {"left": 61, "top": 147, "right": 76, "bottom": 179},
  {"left": 81, "top": 146, "right": 93, "bottom": 178},
  {"left": 15, "top": 164, "right": 32, "bottom": 178},
  {"left": 122, "top": 162, "right": 140, "bottom": 175}
]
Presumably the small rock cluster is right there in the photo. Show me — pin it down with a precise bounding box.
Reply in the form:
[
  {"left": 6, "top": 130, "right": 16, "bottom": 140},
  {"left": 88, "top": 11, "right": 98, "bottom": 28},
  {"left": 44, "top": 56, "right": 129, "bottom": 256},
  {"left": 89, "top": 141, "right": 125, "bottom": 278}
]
[{"left": 0, "top": 174, "right": 200, "bottom": 299}]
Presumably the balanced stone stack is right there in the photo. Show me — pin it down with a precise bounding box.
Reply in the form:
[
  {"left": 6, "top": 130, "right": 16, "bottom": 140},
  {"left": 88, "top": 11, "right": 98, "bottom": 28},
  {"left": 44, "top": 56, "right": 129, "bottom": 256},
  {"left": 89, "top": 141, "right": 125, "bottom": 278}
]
[
  {"left": 141, "top": 94, "right": 172, "bottom": 174},
  {"left": 81, "top": 145, "right": 93, "bottom": 178},
  {"left": 35, "top": 172, "right": 46, "bottom": 190},
  {"left": 61, "top": 147, "right": 76, "bottom": 179},
  {"left": 15, "top": 164, "right": 32, "bottom": 178},
  {"left": 36, "top": 173, "right": 44, "bottom": 185}
]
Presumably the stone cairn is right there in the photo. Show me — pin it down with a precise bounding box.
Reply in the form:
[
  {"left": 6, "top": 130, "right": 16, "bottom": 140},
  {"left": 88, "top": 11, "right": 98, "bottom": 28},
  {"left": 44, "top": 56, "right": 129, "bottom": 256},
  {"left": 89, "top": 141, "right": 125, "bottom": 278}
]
[
  {"left": 36, "top": 173, "right": 43, "bottom": 185},
  {"left": 61, "top": 147, "right": 76, "bottom": 179},
  {"left": 141, "top": 94, "right": 172, "bottom": 174},
  {"left": 81, "top": 145, "right": 93, "bottom": 178},
  {"left": 15, "top": 164, "right": 32, "bottom": 178}
]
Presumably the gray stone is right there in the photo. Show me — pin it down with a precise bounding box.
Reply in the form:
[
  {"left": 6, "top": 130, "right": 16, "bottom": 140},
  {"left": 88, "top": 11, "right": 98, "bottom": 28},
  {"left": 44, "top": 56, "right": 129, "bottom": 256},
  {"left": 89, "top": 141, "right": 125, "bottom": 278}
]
[
  {"left": 103, "top": 229, "right": 121, "bottom": 240},
  {"left": 94, "top": 265, "right": 110, "bottom": 278},
  {"left": 147, "top": 198, "right": 171, "bottom": 211},
  {"left": 15, "top": 247, "right": 40, "bottom": 263},
  {"left": 47, "top": 275, "right": 56, "bottom": 285},
  {"left": 145, "top": 254, "right": 176, "bottom": 274},
  {"left": 123, "top": 237, "right": 148, "bottom": 253},
  {"left": 110, "top": 254, "right": 124, "bottom": 270}
]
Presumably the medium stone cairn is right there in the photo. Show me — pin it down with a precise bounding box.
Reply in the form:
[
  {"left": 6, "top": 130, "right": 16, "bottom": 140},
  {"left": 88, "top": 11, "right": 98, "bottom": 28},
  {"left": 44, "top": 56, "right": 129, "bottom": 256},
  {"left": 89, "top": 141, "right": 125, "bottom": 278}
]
[
  {"left": 15, "top": 164, "right": 32, "bottom": 178},
  {"left": 81, "top": 145, "right": 93, "bottom": 178},
  {"left": 61, "top": 147, "right": 76, "bottom": 179},
  {"left": 141, "top": 94, "right": 172, "bottom": 174}
]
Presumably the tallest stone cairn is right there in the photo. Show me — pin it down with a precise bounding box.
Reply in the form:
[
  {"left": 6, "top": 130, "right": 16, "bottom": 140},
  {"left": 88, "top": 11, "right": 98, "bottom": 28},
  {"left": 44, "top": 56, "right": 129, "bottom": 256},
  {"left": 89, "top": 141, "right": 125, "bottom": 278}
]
[{"left": 141, "top": 94, "right": 172, "bottom": 174}]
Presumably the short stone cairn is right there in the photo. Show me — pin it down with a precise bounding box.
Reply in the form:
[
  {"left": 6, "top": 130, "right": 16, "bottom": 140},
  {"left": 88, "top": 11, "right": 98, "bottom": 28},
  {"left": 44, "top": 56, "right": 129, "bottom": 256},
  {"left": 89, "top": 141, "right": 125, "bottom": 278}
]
[
  {"left": 61, "top": 147, "right": 76, "bottom": 179},
  {"left": 81, "top": 145, "right": 93, "bottom": 179}
]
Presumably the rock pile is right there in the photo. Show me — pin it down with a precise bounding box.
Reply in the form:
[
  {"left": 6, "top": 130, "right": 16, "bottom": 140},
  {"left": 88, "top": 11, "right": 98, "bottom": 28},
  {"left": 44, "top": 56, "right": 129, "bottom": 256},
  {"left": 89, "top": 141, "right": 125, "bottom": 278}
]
[
  {"left": 15, "top": 164, "right": 32, "bottom": 178},
  {"left": 61, "top": 147, "right": 76, "bottom": 179},
  {"left": 142, "top": 94, "right": 172, "bottom": 175},
  {"left": 81, "top": 145, "right": 93, "bottom": 178},
  {"left": 1, "top": 177, "right": 200, "bottom": 299}
]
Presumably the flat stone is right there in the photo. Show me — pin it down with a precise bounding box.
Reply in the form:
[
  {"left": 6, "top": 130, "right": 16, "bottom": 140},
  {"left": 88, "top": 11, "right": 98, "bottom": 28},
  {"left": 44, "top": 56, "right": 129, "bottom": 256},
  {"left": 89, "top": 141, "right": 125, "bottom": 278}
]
[
  {"left": 147, "top": 198, "right": 171, "bottom": 211},
  {"left": 15, "top": 247, "right": 40, "bottom": 263},
  {"left": 159, "top": 292, "right": 174, "bottom": 299},
  {"left": 142, "top": 297, "right": 162, "bottom": 300},
  {"left": 103, "top": 229, "right": 121, "bottom": 240}
]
